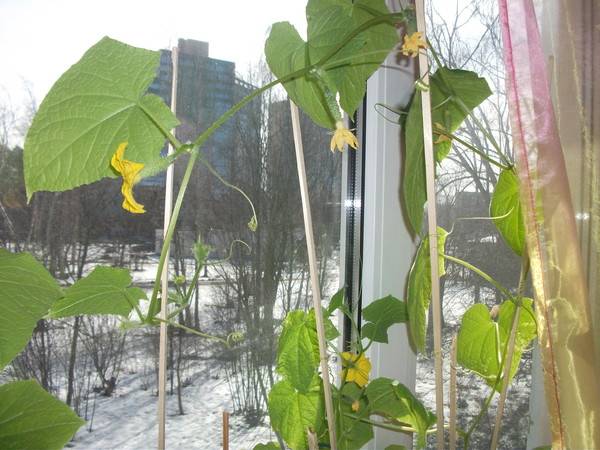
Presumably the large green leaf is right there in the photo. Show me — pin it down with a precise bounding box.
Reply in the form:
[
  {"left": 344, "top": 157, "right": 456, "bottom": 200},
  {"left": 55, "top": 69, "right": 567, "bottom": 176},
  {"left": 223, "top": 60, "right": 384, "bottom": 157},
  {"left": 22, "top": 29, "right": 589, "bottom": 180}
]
[
  {"left": 266, "top": 0, "right": 398, "bottom": 130},
  {"left": 49, "top": 266, "right": 146, "bottom": 318},
  {"left": 24, "top": 36, "right": 179, "bottom": 198},
  {"left": 361, "top": 295, "right": 408, "bottom": 343},
  {"left": 277, "top": 310, "right": 320, "bottom": 393},
  {"left": 0, "top": 250, "right": 63, "bottom": 370},
  {"left": 268, "top": 377, "right": 324, "bottom": 450},
  {"left": 365, "top": 377, "right": 435, "bottom": 449},
  {"left": 306, "top": 0, "right": 398, "bottom": 116},
  {"left": 490, "top": 168, "right": 525, "bottom": 255},
  {"left": 0, "top": 380, "right": 84, "bottom": 450},
  {"left": 265, "top": 22, "right": 335, "bottom": 129},
  {"left": 457, "top": 299, "right": 536, "bottom": 390},
  {"left": 403, "top": 68, "right": 492, "bottom": 234},
  {"left": 406, "top": 227, "right": 447, "bottom": 352}
]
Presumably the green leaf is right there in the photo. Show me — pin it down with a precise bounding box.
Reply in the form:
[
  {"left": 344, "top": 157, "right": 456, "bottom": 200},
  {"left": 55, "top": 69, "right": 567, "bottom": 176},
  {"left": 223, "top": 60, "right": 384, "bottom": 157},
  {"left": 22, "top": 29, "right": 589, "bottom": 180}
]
[
  {"left": 457, "top": 299, "right": 536, "bottom": 390},
  {"left": 385, "top": 446, "right": 408, "bottom": 450},
  {"left": 361, "top": 295, "right": 408, "bottom": 343},
  {"left": 266, "top": 0, "right": 398, "bottom": 129},
  {"left": 365, "top": 377, "right": 435, "bottom": 449},
  {"left": 277, "top": 311, "right": 320, "bottom": 393},
  {"left": 0, "top": 250, "right": 63, "bottom": 370},
  {"left": 490, "top": 169, "right": 525, "bottom": 255},
  {"left": 336, "top": 382, "right": 372, "bottom": 450},
  {"left": 0, "top": 380, "right": 84, "bottom": 450},
  {"left": 268, "top": 377, "right": 324, "bottom": 450},
  {"left": 403, "top": 68, "right": 492, "bottom": 234},
  {"left": 306, "top": 0, "right": 398, "bottom": 116},
  {"left": 24, "top": 36, "right": 179, "bottom": 198},
  {"left": 497, "top": 298, "right": 537, "bottom": 382},
  {"left": 429, "top": 68, "right": 493, "bottom": 161},
  {"left": 308, "top": 308, "right": 340, "bottom": 341},
  {"left": 326, "top": 288, "right": 345, "bottom": 316},
  {"left": 253, "top": 444, "right": 280, "bottom": 450},
  {"left": 50, "top": 266, "right": 146, "bottom": 318},
  {"left": 265, "top": 22, "right": 335, "bottom": 129},
  {"left": 406, "top": 227, "right": 448, "bottom": 352},
  {"left": 456, "top": 303, "right": 499, "bottom": 386}
]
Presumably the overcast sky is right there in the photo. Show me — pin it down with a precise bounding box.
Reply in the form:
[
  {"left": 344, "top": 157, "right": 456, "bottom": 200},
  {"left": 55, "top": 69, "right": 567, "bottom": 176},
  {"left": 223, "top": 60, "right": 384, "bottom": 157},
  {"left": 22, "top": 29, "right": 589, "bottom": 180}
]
[{"left": 0, "top": 0, "right": 307, "bottom": 111}]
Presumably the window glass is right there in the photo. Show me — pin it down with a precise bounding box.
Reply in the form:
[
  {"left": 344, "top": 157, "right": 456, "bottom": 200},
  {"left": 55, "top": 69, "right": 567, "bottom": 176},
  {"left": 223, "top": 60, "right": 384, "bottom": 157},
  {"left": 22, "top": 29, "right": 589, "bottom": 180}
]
[
  {"left": 418, "top": 1, "right": 530, "bottom": 448},
  {"left": 0, "top": 2, "right": 341, "bottom": 448}
]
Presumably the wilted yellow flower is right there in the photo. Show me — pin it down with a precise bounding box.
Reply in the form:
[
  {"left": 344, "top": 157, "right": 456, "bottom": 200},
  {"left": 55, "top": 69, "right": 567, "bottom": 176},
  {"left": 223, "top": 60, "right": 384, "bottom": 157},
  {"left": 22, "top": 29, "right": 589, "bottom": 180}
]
[
  {"left": 351, "top": 400, "right": 361, "bottom": 412},
  {"left": 341, "top": 352, "right": 371, "bottom": 387},
  {"left": 330, "top": 121, "right": 358, "bottom": 153},
  {"left": 110, "top": 142, "right": 145, "bottom": 214},
  {"left": 433, "top": 122, "right": 452, "bottom": 144},
  {"left": 401, "top": 32, "right": 428, "bottom": 57}
]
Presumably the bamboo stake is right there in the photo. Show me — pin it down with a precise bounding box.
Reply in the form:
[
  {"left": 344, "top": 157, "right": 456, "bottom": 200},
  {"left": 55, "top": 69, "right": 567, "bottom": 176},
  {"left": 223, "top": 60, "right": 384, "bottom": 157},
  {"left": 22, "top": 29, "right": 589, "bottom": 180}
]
[
  {"left": 449, "top": 336, "right": 457, "bottom": 450},
  {"left": 157, "top": 46, "right": 179, "bottom": 450},
  {"left": 289, "top": 101, "right": 338, "bottom": 450},
  {"left": 414, "top": 1, "right": 445, "bottom": 448},
  {"left": 223, "top": 411, "right": 230, "bottom": 450}
]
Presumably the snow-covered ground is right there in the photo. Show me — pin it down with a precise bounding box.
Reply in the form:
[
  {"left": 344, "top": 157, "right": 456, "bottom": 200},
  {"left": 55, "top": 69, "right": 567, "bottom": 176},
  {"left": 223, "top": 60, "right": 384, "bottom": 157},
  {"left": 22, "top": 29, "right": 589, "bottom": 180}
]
[
  {"left": 68, "top": 360, "right": 276, "bottom": 450},
  {"left": 54, "top": 246, "right": 340, "bottom": 450}
]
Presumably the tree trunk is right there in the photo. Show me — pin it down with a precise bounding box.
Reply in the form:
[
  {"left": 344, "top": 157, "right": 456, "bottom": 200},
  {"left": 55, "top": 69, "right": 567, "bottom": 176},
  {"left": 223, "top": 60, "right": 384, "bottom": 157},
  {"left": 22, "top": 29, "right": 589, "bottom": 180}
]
[{"left": 66, "top": 316, "right": 81, "bottom": 406}]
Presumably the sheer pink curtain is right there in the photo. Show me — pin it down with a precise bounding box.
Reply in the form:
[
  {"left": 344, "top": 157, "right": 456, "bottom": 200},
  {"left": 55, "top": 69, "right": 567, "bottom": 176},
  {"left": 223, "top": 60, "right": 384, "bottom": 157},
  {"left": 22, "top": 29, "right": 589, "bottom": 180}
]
[{"left": 499, "top": 0, "right": 600, "bottom": 447}]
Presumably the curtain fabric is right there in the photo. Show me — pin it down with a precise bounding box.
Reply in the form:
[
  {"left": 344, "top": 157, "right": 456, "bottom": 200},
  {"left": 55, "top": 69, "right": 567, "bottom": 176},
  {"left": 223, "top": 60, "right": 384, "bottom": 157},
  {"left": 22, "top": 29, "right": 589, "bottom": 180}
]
[{"left": 499, "top": 0, "right": 600, "bottom": 448}]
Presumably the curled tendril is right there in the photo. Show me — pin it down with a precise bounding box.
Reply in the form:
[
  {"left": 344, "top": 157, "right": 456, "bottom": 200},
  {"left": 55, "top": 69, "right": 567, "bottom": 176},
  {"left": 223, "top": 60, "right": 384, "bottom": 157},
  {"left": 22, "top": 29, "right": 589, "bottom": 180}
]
[
  {"left": 197, "top": 152, "right": 258, "bottom": 232},
  {"left": 227, "top": 331, "right": 245, "bottom": 347}
]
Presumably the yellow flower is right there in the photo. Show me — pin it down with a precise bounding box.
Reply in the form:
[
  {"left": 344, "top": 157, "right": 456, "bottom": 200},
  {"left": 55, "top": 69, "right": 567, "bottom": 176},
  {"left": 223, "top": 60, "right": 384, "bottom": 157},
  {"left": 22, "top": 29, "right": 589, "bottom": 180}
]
[
  {"left": 330, "top": 121, "right": 359, "bottom": 153},
  {"left": 110, "top": 142, "right": 145, "bottom": 214},
  {"left": 351, "top": 400, "right": 361, "bottom": 412},
  {"left": 401, "top": 31, "right": 428, "bottom": 57},
  {"left": 341, "top": 352, "right": 371, "bottom": 387}
]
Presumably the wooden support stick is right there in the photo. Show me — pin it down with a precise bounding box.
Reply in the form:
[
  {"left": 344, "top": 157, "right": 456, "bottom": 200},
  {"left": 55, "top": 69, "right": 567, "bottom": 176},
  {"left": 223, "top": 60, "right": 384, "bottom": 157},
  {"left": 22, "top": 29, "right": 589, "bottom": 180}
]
[
  {"left": 414, "top": 1, "right": 445, "bottom": 448},
  {"left": 289, "top": 101, "right": 338, "bottom": 450},
  {"left": 158, "top": 46, "right": 179, "bottom": 450},
  {"left": 223, "top": 411, "right": 230, "bottom": 450}
]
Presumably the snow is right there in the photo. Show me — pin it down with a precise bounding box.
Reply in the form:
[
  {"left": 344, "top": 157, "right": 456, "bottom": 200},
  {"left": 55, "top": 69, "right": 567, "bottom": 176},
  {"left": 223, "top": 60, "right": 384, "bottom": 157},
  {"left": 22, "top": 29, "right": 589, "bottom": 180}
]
[{"left": 68, "top": 361, "right": 276, "bottom": 450}]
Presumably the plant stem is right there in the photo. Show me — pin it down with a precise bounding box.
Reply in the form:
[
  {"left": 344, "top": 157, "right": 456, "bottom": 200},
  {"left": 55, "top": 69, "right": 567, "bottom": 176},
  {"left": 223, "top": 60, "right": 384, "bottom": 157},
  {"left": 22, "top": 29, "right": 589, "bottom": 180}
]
[
  {"left": 437, "top": 129, "right": 511, "bottom": 171},
  {"left": 490, "top": 255, "right": 530, "bottom": 450},
  {"left": 442, "top": 253, "right": 511, "bottom": 299},
  {"left": 146, "top": 150, "right": 199, "bottom": 319},
  {"left": 154, "top": 317, "right": 229, "bottom": 347},
  {"left": 167, "top": 264, "right": 203, "bottom": 320},
  {"left": 342, "top": 413, "right": 418, "bottom": 434},
  {"left": 138, "top": 101, "right": 182, "bottom": 150}
]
